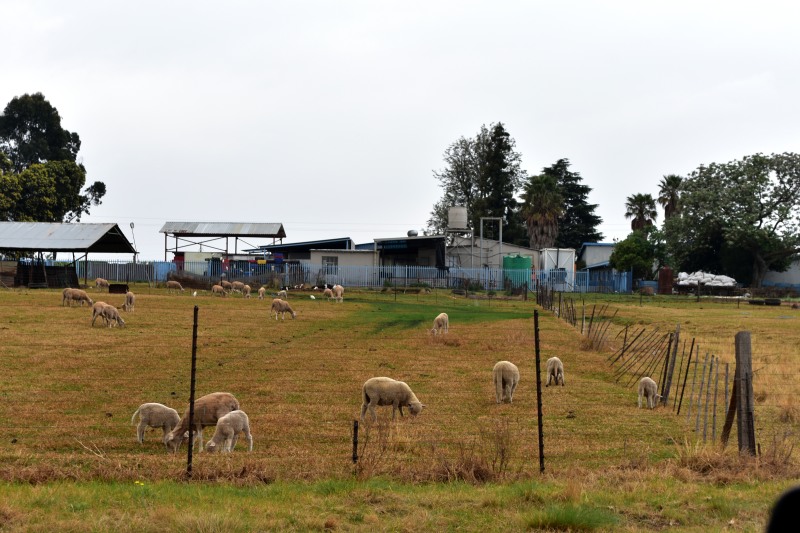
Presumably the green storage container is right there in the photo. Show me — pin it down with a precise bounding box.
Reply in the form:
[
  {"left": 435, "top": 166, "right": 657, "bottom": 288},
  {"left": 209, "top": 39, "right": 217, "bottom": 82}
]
[{"left": 502, "top": 254, "right": 532, "bottom": 288}]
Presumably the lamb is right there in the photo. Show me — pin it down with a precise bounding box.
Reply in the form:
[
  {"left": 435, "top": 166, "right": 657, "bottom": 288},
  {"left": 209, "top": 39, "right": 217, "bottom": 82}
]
[
  {"left": 545, "top": 357, "right": 565, "bottom": 387},
  {"left": 211, "top": 284, "right": 227, "bottom": 297},
  {"left": 493, "top": 360, "right": 520, "bottom": 404},
  {"left": 322, "top": 288, "right": 334, "bottom": 300},
  {"left": 220, "top": 280, "right": 233, "bottom": 292},
  {"left": 131, "top": 402, "right": 181, "bottom": 445},
  {"left": 95, "top": 277, "right": 109, "bottom": 291},
  {"left": 638, "top": 377, "right": 662, "bottom": 409},
  {"left": 63, "top": 288, "right": 93, "bottom": 307},
  {"left": 270, "top": 298, "right": 296, "bottom": 320},
  {"left": 91, "top": 301, "right": 110, "bottom": 326},
  {"left": 277, "top": 289, "right": 288, "bottom": 300},
  {"left": 332, "top": 284, "right": 344, "bottom": 302},
  {"left": 101, "top": 303, "right": 126, "bottom": 327},
  {"left": 360, "top": 377, "right": 425, "bottom": 422},
  {"left": 430, "top": 312, "right": 449, "bottom": 335},
  {"left": 231, "top": 281, "right": 245, "bottom": 293},
  {"left": 205, "top": 409, "right": 253, "bottom": 452},
  {"left": 122, "top": 291, "right": 135, "bottom": 312},
  {"left": 258, "top": 287, "right": 266, "bottom": 299},
  {"left": 166, "top": 280, "right": 184, "bottom": 293},
  {"left": 164, "top": 392, "right": 240, "bottom": 453},
  {"left": 243, "top": 284, "right": 252, "bottom": 298}
]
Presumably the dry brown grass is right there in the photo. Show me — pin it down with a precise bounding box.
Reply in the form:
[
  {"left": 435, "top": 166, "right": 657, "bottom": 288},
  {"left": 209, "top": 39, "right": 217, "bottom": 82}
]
[{"left": 0, "top": 287, "right": 796, "bottom": 486}]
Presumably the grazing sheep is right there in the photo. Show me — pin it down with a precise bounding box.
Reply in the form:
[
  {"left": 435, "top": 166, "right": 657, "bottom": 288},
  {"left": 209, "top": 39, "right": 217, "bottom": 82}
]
[
  {"left": 211, "top": 284, "right": 227, "bottom": 297},
  {"left": 63, "top": 288, "right": 93, "bottom": 307},
  {"left": 638, "top": 377, "right": 662, "bottom": 409},
  {"left": 360, "top": 377, "right": 425, "bottom": 422},
  {"left": 101, "top": 304, "right": 126, "bottom": 328},
  {"left": 493, "top": 361, "right": 520, "bottom": 404},
  {"left": 166, "top": 280, "right": 184, "bottom": 293},
  {"left": 243, "top": 284, "right": 252, "bottom": 298},
  {"left": 220, "top": 280, "right": 233, "bottom": 292},
  {"left": 122, "top": 291, "right": 135, "bottom": 312},
  {"left": 258, "top": 287, "right": 266, "bottom": 299},
  {"left": 91, "top": 301, "right": 109, "bottom": 326},
  {"left": 270, "top": 298, "right": 296, "bottom": 320},
  {"left": 322, "top": 288, "right": 334, "bottom": 300},
  {"left": 545, "top": 357, "right": 565, "bottom": 387},
  {"left": 430, "top": 312, "right": 449, "bottom": 335},
  {"left": 205, "top": 410, "right": 253, "bottom": 452},
  {"left": 131, "top": 402, "right": 180, "bottom": 445},
  {"left": 95, "top": 277, "right": 109, "bottom": 291},
  {"left": 165, "top": 392, "right": 240, "bottom": 453},
  {"left": 277, "top": 289, "right": 288, "bottom": 300},
  {"left": 332, "top": 284, "right": 344, "bottom": 302},
  {"left": 231, "top": 281, "right": 245, "bottom": 294}
]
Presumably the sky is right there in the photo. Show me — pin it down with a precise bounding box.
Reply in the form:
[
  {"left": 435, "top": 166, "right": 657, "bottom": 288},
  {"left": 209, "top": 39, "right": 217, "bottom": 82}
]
[{"left": 3, "top": 1, "right": 800, "bottom": 260}]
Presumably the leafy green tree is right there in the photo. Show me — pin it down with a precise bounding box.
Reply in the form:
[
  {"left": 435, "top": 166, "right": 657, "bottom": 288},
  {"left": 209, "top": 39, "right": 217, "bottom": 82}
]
[
  {"left": 665, "top": 152, "right": 800, "bottom": 287},
  {"left": 624, "top": 193, "right": 658, "bottom": 231},
  {"left": 657, "top": 174, "right": 683, "bottom": 220},
  {"left": 609, "top": 230, "right": 656, "bottom": 280},
  {"left": 428, "top": 123, "right": 527, "bottom": 243},
  {"left": 520, "top": 173, "right": 563, "bottom": 249},
  {"left": 0, "top": 93, "right": 105, "bottom": 222},
  {"left": 537, "top": 159, "right": 603, "bottom": 249}
]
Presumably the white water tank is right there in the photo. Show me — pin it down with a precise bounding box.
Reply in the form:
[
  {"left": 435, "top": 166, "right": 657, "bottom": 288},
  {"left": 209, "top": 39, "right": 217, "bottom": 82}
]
[{"left": 448, "top": 206, "right": 468, "bottom": 230}]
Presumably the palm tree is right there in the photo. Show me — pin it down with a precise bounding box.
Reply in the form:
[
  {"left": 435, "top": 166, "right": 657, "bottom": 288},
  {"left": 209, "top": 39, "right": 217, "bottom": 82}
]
[
  {"left": 624, "top": 193, "right": 658, "bottom": 231},
  {"left": 520, "top": 174, "right": 563, "bottom": 249},
  {"left": 657, "top": 174, "right": 683, "bottom": 220}
]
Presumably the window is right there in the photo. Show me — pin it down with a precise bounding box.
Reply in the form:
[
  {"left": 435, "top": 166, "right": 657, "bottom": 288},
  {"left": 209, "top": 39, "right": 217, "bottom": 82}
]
[{"left": 322, "top": 256, "right": 338, "bottom": 275}]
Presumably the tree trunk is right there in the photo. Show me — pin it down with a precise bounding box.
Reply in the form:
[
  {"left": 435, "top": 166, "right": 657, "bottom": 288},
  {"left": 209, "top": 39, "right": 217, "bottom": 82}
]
[{"left": 751, "top": 254, "right": 768, "bottom": 288}]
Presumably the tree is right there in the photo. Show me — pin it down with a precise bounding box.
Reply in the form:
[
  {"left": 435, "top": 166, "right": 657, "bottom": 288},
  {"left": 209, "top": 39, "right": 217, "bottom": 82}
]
[
  {"left": 427, "top": 123, "right": 527, "bottom": 244},
  {"left": 665, "top": 152, "right": 800, "bottom": 287},
  {"left": 0, "top": 93, "right": 105, "bottom": 222},
  {"left": 624, "top": 193, "right": 658, "bottom": 231},
  {"left": 538, "top": 159, "right": 603, "bottom": 249},
  {"left": 609, "top": 230, "right": 657, "bottom": 280},
  {"left": 0, "top": 93, "right": 81, "bottom": 172},
  {"left": 657, "top": 174, "right": 683, "bottom": 220},
  {"left": 520, "top": 173, "right": 563, "bottom": 249}
]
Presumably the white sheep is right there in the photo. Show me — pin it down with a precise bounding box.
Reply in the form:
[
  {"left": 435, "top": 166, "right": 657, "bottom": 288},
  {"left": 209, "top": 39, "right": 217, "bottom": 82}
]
[
  {"left": 545, "top": 357, "right": 565, "bottom": 387},
  {"left": 211, "top": 284, "right": 227, "bottom": 297},
  {"left": 231, "top": 281, "right": 245, "bottom": 294},
  {"left": 360, "top": 377, "right": 425, "bottom": 422},
  {"left": 243, "top": 284, "right": 252, "bottom": 298},
  {"left": 493, "top": 360, "right": 520, "bottom": 404},
  {"left": 63, "top": 288, "right": 93, "bottom": 307},
  {"left": 205, "top": 409, "right": 253, "bottom": 452},
  {"left": 270, "top": 298, "right": 297, "bottom": 320},
  {"left": 91, "top": 301, "right": 109, "bottom": 326},
  {"left": 277, "top": 289, "right": 288, "bottom": 300},
  {"left": 332, "top": 284, "right": 344, "bottom": 302},
  {"left": 430, "top": 312, "right": 449, "bottom": 335},
  {"left": 258, "top": 287, "right": 266, "bottom": 300},
  {"left": 122, "top": 291, "right": 135, "bottom": 312},
  {"left": 95, "top": 277, "right": 109, "bottom": 291},
  {"left": 131, "top": 402, "right": 181, "bottom": 445},
  {"left": 322, "top": 288, "right": 334, "bottom": 300},
  {"left": 166, "top": 280, "right": 184, "bottom": 293},
  {"left": 220, "top": 280, "right": 233, "bottom": 292},
  {"left": 101, "top": 303, "right": 126, "bottom": 328},
  {"left": 165, "top": 392, "right": 241, "bottom": 453},
  {"left": 638, "top": 377, "right": 662, "bottom": 409}
]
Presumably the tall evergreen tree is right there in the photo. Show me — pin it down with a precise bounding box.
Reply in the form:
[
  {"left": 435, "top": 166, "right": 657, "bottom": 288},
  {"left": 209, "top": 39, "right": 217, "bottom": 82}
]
[{"left": 540, "top": 159, "right": 603, "bottom": 249}]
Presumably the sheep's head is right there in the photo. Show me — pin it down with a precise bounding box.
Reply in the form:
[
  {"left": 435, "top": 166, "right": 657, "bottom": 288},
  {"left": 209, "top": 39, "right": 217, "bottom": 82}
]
[
  {"left": 165, "top": 431, "right": 188, "bottom": 453},
  {"left": 291, "top": 311, "right": 297, "bottom": 319},
  {"left": 408, "top": 402, "right": 425, "bottom": 417},
  {"left": 205, "top": 441, "right": 219, "bottom": 453}
]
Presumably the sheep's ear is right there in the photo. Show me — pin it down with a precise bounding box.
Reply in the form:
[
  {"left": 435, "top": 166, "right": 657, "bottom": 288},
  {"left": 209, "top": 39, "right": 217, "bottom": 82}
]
[{"left": 183, "top": 431, "right": 189, "bottom": 438}]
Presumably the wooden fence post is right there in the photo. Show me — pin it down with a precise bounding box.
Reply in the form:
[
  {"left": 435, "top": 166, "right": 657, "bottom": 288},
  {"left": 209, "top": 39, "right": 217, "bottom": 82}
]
[
  {"left": 735, "top": 332, "right": 756, "bottom": 455},
  {"left": 661, "top": 324, "right": 680, "bottom": 406},
  {"left": 534, "top": 311, "right": 545, "bottom": 474}
]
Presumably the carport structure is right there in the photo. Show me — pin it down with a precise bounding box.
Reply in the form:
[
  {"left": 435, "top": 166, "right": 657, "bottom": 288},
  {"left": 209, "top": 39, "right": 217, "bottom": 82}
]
[
  {"left": 159, "top": 221, "right": 286, "bottom": 260},
  {"left": 0, "top": 222, "right": 137, "bottom": 288}
]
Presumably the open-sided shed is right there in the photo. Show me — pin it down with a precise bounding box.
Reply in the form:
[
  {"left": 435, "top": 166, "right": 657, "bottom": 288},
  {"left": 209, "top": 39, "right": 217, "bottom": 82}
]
[
  {"left": 0, "top": 222, "right": 136, "bottom": 288},
  {"left": 160, "top": 221, "right": 286, "bottom": 261}
]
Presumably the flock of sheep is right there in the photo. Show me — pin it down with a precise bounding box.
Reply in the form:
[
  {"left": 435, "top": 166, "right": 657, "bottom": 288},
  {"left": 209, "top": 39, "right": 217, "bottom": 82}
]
[{"left": 77, "top": 280, "right": 661, "bottom": 453}]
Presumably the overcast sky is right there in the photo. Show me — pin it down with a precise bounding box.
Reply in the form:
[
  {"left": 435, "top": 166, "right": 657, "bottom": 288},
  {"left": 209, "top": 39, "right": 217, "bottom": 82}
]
[{"left": 3, "top": 1, "right": 800, "bottom": 260}]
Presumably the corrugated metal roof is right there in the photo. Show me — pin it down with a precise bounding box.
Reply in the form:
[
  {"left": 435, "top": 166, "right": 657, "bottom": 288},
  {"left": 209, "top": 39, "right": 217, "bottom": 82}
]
[
  {"left": 160, "top": 222, "right": 286, "bottom": 238},
  {"left": 0, "top": 222, "right": 136, "bottom": 253}
]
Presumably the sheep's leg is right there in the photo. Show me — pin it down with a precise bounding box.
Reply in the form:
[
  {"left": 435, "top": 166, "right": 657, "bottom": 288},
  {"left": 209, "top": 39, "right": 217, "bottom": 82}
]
[
  {"left": 495, "top": 376, "right": 503, "bottom": 403},
  {"left": 546, "top": 372, "right": 551, "bottom": 387},
  {"left": 243, "top": 429, "right": 253, "bottom": 451},
  {"left": 360, "top": 403, "right": 369, "bottom": 421},
  {"left": 136, "top": 421, "right": 147, "bottom": 443},
  {"left": 510, "top": 381, "right": 518, "bottom": 403},
  {"left": 638, "top": 393, "right": 643, "bottom": 409}
]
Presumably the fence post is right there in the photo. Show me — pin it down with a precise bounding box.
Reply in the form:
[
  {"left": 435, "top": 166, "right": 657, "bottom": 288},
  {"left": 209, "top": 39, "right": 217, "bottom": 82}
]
[
  {"left": 186, "top": 305, "right": 199, "bottom": 478},
  {"left": 661, "top": 324, "right": 680, "bottom": 406},
  {"left": 712, "top": 357, "right": 720, "bottom": 442},
  {"left": 735, "top": 332, "right": 756, "bottom": 455},
  {"left": 695, "top": 353, "right": 709, "bottom": 433},
  {"left": 702, "top": 355, "right": 714, "bottom": 443},
  {"left": 534, "top": 310, "right": 545, "bottom": 474},
  {"left": 352, "top": 420, "right": 359, "bottom": 464},
  {"left": 676, "top": 338, "right": 695, "bottom": 415}
]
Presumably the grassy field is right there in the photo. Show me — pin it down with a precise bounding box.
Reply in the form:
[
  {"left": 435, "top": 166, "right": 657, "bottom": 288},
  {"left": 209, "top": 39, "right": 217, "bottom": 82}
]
[{"left": 0, "top": 285, "right": 797, "bottom": 531}]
